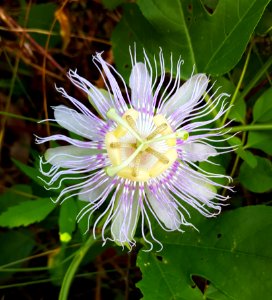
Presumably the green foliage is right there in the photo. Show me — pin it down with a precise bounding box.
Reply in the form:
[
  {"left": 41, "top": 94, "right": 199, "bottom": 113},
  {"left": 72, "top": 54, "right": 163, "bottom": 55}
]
[
  {"left": 0, "top": 184, "right": 33, "bottom": 213},
  {"left": 13, "top": 159, "right": 44, "bottom": 187},
  {"left": 244, "top": 87, "right": 272, "bottom": 155},
  {"left": 137, "top": 206, "right": 272, "bottom": 300},
  {"left": 1, "top": 0, "right": 272, "bottom": 298},
  {"left": 228, "top": 136, "right": 257, "bottom": 168},
  {"left": 19, "top": 2, "right": 61, "bottom": 47},
  {"left": 59, "top": 199, "right": 78, "bottom": 243},
  {"left": 102, "top": 0, "right": 125, "bottom": 10},
  {"left": 112, "top": 0, "right": 270, "bottom": 79},
  {"left": 239, "top": 156, "right": 272, "bottom": 193},
  {"left": 256, "top": 2, "right": 272, "bottom": 34},
  {"left": 0, "top": 230, "right": 35, "bottom": 279},
  {"left": 0, "top": 198, "right": 55, "bottom": 228},
  {"left": 213, "top": 76, "right": 246, "bottom": 123},
  {"left": 247, "top": 131, "right": 272, "bottom": 155},
  {"left": 252, "top": 87, "right": 272, "bottom": 123}
]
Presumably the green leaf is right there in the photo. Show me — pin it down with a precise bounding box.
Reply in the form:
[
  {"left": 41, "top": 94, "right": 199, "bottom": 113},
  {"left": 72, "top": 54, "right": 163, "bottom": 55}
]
[
  {"left": 59, "top": 199, "right": 78, "bottom": 243},
  {"left": 112, "top": 4, "right": 167, "bottom": 80},
  {"left": 0, "top": 198, "right": 55, "bottom": 228},
  {"left": 239, "top": 156, "right": 272, "bottom": 193},
  {"left": 19, "top": 3, "right": 61, "bottom": 47},
  {"left": 199, "top": 153, "right": 229, "bottom": 186},
  {"left": 253, "top": 87, "right": 272, "bottom": 123},
  {"left": 13, "top": 159, "right": 44, "bottom": 187},
  {"left": 137, "top": 206, "right": 272, "bottom": 300},
  {"left": 0, "top": 230, "right": 35, "bottom": 279},
  {"left": 77, "top": 201, "right": 90, "bottom": 240},
  {"left": 213, "top": 76, "right": 246, "bottom": 123},
  {"left": 0, "top": 184, "right": 33, "bottom": 213},
  {"left": 228, "top": 136, "right": 257, "bottom": 168},
  {"left": 102, "top": 0, "right": 125, "bottom": 10},
  {"left": 112, "top": 0, "right": 270, "bottom": 78},
  {"left": 255, "top": 2, "right": 272, "bottom": 35},
  {"left": 246, "top": 130, "right": 272, "bottom": 155}
]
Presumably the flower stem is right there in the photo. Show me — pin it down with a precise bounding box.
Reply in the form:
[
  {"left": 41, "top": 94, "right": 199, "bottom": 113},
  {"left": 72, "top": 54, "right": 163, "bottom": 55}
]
[
  {"left": 228, "top": 123, "right": 272, "bottom": 133},
  {"left": 58, "top": 234, "right": 97, "bottom": 300}
]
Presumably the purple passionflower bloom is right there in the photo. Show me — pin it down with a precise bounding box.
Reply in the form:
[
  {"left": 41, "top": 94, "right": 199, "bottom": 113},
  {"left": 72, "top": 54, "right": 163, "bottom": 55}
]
[{"left": 37, "top": 49, "right": 232, "bottom": 250}]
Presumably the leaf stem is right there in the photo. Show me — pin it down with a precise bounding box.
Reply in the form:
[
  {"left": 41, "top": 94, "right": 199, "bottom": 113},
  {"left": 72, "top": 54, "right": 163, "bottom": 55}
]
[
  {"left": 228, "top": 123, "right": 272, "bottom": 133},
  {"left": 0, "top": 267, "right": 49, "bottom": 272},
  {"left": 0, "top": 111, "right": 60, "bottom": 127},
  {"left": 240, "top": 53, "right": 272, "bottom": 99},
  {"left": 0, "top": 269, "right": 118, "bottom": 290},
  {"left": 222, "top": 131, "right": 246, "bottom": 197},
  {"left": 221, "top": 43, "right": 253, "bottom": 126},
  {"left": 58, "top": 234, "right": 99, "bottom": 300}
]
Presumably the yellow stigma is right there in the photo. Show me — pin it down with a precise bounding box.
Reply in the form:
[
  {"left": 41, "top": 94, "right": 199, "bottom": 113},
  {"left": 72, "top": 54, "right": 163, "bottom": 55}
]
[{"left": 105, "top": 108, "right": 188, "bottom": 182}]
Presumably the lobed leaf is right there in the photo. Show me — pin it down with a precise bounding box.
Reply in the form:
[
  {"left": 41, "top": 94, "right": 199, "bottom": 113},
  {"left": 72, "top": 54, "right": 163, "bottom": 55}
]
[
  {"left": 137, "top": 206, "right": 272, "bottom": 300},
  {"left": 112, "top": 0, "right": 270, "bottom": 78}
]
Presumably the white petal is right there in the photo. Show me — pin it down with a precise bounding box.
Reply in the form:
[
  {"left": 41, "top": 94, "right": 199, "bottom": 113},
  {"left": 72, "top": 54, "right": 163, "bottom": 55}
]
[
  {"left": 78, "top": 180, "right": 110, "bottom": 202},
  {"left": 111, "top": 189, "right": 140, "bottom": 246},
  {"left": 162, "top": 74, "right": 208, "bottom": 117},
  {"left": 146, "top": 188, "right": 181, "bottom": 230},
  {"left": 45, "top": 145, "right": 100, "bottom": 167},
  {"left": 180, "top": 142, "right": 217, "bottom": 162},
  {"left": 129, "top": 62, "right": 152, "bottom": 110},
  {"left": 54, "top": 105, "right": 99, "bottom": 140}
]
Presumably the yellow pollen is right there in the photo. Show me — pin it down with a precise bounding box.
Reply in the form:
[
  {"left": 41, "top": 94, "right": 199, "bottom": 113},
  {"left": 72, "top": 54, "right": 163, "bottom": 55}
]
[{"left": 105, "top": 109, "right": 188, "bottom": 182}]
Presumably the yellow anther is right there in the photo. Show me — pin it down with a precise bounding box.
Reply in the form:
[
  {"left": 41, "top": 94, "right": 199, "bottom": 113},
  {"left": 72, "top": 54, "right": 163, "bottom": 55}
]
[
  {"left": 125, "top": 114, "right": 138, "bottom": 132},
  {"left": 110, "top": 142, "right": 121, "bottom": 148},
  {"left": 132, "top": 154, "right": 142, "bottom": 177},
  {"left": 147, "top": 123, "right": 168, "bottom": 140},
  {"left": 105, "top": 132, "right": 121, "bottom": 166},
  {"left": 106, "top": 143, "right": 144, "bottom": 177},
  {"left": 105, "top": 109, "right": 179, "bottom": 182},
  {"left": 107, "top": 108, "right": 143, "bottom": 142},
  {"left": 149, "top": 149, "right": 177, "bottom": 178},
  {"left": 152, "top": 114, "right": 176, "bottom": 146},
  {"left": 145, "top": 147, "right": 170, "bottom": 164},
  {"left": 110, "top": 142, "right": 136, "bottom": 149}
]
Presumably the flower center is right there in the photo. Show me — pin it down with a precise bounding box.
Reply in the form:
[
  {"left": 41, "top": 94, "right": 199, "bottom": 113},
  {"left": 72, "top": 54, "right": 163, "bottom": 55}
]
[{"left": 105, "top": 108, "right": 188, "bottom": 182}]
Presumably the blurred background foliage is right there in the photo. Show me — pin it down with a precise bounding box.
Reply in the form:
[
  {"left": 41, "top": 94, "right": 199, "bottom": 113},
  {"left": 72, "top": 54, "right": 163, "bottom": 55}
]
[{"left": 0, "top": 0, "right": 271, "bottom": 299}]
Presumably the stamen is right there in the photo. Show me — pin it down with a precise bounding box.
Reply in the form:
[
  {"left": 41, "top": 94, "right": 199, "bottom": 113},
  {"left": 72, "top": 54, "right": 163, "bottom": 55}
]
[
  {"left": 125, "top": 115, "right": 138, "bottom": 132},
  {"left": 147, "top": 123, "right": 168, "bottom": 140},
  {"left": 146, "top": 130, "right": 189, "bottom": 144},
  {"left": 132, "top": 154, "right": 142, "bottom": 177},
  {"left": 110, "top": 142, "right": 136, "bottom": 148},
  {"left": 106, "top": 143, "right": 144, "bottom": 176},
  {"left": 105, "top": 109, "right": 180, "bottom": 181},
  {"left": 106, "top": 108, "right": 143, "bottom": 142},
  {"left": 146, "top": 147, "right": 169, "bottom": 164}
]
